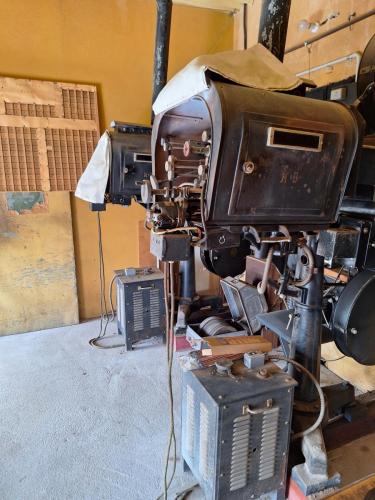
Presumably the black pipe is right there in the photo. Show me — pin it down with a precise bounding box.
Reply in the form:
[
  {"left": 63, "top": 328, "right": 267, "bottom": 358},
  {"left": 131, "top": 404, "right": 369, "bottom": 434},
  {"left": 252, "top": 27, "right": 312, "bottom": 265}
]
[
  {"left": 285, "top": 9, "right": 375, "bottom": 55},
  {"left": 243, "top": 3, "right": 248, "bottom": 50},
  {"left": 181, "top": 246, "right": 196, "bottom": 300},
  {"left": 152, "top": 0, "right": 172, "bottom": 119},
  {"left": 292, "top": 254, "right": 324, "bottom": 403},
  {"left": 258, "top": 0, "right": 291, "bottom": 61}
]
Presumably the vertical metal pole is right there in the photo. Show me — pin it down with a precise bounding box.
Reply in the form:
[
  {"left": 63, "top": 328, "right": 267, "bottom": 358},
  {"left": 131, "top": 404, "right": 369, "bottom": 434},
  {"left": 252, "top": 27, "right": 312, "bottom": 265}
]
[
  {"left": 181, "top": 246, "right": 196, "bottom": 300},
  {"left": 292, "top": 253, "right": 323, "bottom": 402},
  {"left": 258, "top": 0, "right": 292, "bottom": 61},
  {"left": 243, "top": 3, "right": 248, "bottom": 50},
  {"left": 152, "top": 0, "right": 172, "bottom": 119}
]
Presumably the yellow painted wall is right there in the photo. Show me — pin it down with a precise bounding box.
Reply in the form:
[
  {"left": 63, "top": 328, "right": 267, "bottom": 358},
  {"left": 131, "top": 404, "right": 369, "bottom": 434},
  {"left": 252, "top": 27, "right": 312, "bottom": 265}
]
[{"left": 0, "top": 0, "right": 233, "bottom": 323}]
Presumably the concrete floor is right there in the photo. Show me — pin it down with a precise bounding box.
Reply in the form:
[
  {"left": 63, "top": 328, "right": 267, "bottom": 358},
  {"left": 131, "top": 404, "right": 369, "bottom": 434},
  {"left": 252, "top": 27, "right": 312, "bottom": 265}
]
[
  {"left": 1, "top": 320, "right": 375, "bottom": 500},
  {"left": 0, "top": 319, "right": 195, "bottom": 500}
]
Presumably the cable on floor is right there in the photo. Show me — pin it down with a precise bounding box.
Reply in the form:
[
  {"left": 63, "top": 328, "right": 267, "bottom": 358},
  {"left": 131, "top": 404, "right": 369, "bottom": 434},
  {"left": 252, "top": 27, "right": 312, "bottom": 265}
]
[
  {"left": 155, "top": 262, "right": 177, "bottom": 500},
  {"left": 89, "top": 212, "right": 122, "bottom": 349}
]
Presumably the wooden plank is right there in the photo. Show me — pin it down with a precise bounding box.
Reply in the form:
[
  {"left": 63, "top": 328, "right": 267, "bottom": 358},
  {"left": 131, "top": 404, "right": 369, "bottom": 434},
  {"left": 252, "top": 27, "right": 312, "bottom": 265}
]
[
  {"left": 325, "top": 474, "right": 375, "bottom": 499},
  {"left": 173, "top": 0, "right": 243, "bottom": 11},
  {"left": 201, "top": 335, "right": 272, "bottom": 356},
  {"left": 35, "top": 128, "right": 50, "bottom": 192},
  {"left": 0, "top": 115, "right": 98, "bottom": 131},
  {"left": 0, "top": 77, "right": 61, "bottom": 106}
]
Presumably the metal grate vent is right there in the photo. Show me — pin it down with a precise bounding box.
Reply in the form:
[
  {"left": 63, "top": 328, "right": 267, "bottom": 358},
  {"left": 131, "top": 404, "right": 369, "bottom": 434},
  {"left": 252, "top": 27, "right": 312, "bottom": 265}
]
[
  {"left": 132, "top": 290, "right": 144, "bottom": 331},
  {"left": 0, "top": 76, "right": 100, "bottom": 192},
  {"left": 0, "top": 127, "right": 42, "bottom": 191},
  {"left": 258, "top": 407, "right": 279, "bottom": 481},
  {"left": 62, "top": 88, "right": 97, "bottom": 120},
  {"left": 185, "top": 385, "right": 195, "bottom": 458},
  {"left": 150, "top": 288, "right": 161, "bottom": 328},
  {"left": 5, "top": 102, "right": 57, "bottom": 117},
  {"left": 230, "top": 414, "right": 251, "bottom": 492},
  {"left": 45, "top": 128, "right": 97, "bottom": 191},
  {"left": 199, "top": 402, "right": 210, "bottom": 481}
]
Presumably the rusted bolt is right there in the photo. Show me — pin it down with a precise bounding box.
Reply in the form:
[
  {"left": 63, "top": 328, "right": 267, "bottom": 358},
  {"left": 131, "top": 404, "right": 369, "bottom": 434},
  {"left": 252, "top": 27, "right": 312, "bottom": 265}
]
[
  {"left": 258, "top": 368, "right": 268, "bottom": 378},
  {"left": 243, "top": 161, "right": 256, "bottom": 174}
]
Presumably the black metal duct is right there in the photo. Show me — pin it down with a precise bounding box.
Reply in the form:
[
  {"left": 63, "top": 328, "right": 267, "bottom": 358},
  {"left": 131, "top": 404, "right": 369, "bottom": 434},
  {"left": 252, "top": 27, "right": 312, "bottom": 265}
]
[
  {"left": 152, "top": 0, "right": 172, "bottom": 118},
  {"left": 258, "top": 0, "right": 291, "bottom": 61}
]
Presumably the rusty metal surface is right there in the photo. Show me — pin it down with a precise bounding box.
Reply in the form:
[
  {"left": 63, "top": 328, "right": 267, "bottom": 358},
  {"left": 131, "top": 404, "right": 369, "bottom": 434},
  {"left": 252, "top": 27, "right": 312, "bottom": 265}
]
[{"left": 258, "top": 0, "right": 291, "bottom": 62}]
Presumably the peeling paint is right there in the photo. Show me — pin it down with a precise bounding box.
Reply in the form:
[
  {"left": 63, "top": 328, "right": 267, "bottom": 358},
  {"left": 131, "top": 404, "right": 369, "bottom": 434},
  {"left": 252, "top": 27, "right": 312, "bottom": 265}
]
[{"left": 6, "top": 192, "right": 48, "bottom": 214}]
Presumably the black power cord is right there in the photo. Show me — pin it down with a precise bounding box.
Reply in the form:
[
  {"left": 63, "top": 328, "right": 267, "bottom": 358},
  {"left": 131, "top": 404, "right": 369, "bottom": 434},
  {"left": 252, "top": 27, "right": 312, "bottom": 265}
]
[{"left": 88, "top": 212, "right": 122, "bottom": 349}]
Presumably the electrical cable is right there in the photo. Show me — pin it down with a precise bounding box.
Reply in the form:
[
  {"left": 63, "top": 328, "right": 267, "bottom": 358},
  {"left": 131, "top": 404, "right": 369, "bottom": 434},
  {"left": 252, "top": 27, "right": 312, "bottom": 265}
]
[
  {"left": 88, "top": 213, "right": 122, "bottom": 350},
  {"left": 163, "top": 261, "right": 177, "bottom": 499},
  {"left": 267, "top": 354, "right": 325, "bottom": 441},
  {"left": 156, "top": 262, "right": 178, "bottom": 500},
  {"left": 322, "top": 355, "right": 346, "bottom": 364}
]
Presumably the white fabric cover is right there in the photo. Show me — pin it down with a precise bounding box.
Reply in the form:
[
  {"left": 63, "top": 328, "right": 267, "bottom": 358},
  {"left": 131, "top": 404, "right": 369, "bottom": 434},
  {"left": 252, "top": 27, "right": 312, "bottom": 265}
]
[
  {"left": 153, "top": 43, "right": 305, "bottom": 115},
  {"left": 75, "top": 131, "right": 111, "bottom": 204},
  {"left": 76, "top": 45, "right": 305, "bottom": 203}
]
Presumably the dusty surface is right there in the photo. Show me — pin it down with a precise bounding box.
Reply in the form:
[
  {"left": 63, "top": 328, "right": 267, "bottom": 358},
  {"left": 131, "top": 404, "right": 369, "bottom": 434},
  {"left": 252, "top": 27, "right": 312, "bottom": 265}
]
[
  {"left": 0, "top": 319, "right": 197, "bottom": 500},
  {"left": 1, "top": 319, "right": 375, "bottom": 500}
]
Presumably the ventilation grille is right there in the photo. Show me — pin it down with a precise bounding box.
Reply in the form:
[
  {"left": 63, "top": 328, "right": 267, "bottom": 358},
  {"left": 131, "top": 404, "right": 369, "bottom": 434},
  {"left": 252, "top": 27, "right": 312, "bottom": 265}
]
[
  {"left": 0, "top": 127, "right": 41, "bottom": 191},
  {"left": 185, "top": 385, "right": 195, "bottom": 458},
  {"left": 45, "top": 128, "right": 98, "bottom": 191},
  {"left": 0, "top": 76, "right": 100, "bottom": 192},
  {"left": 132, "top": 290, "right": 144, "bottom": 332},
  {"left": 150, "top": 288, "right": 161, "bottom": 328},
  {"left": 199, "top": 402, "right": 210, "bottom": 481},
  {"left": 5, "top": 102, "right": 57, "bottom": 117},
  {"left": 62, "top": 88, "right": 97, "bottom": 120},
  {"left": 230, "top": 414, "right": 251, "bottom": 492},
  {"left": 259, "top": 407, "right": 279, "bottom": 481}
]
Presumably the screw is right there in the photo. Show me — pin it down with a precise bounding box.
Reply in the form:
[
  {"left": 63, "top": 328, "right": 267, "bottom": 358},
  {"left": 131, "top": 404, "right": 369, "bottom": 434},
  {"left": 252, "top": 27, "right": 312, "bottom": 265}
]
[
  {"left": 350, "top": 327, "right": 358, "bottom": 335},
  {"left": 258, "top": 368, "right": 268, "bottom": 377},
  {"left": 243, "top": 161, "right": 256, "bottom": 174},
  {"left": 220, "top": 473, "right": 224, "bottom": 477},
  {"left": 221, "top": 440, "right": 225, "bottom": 444},
  {"left": 218, "top": 395, "right": 223, "bottom": 399},
  {"left": 285, "top": 421, "right": 289, "bottom": 425},
  {"left": 363, "top": 227, "right": 369, "bottom": 234}
]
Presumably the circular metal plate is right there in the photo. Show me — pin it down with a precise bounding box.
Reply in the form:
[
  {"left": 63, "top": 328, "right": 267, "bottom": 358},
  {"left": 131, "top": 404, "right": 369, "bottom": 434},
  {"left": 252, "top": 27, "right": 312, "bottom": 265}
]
[
  {"left": 200, "top": 239, "right": 251, "bottom": 278},
  {"left": 333, "top": 269, "right": 375, "bottom": 365}
]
